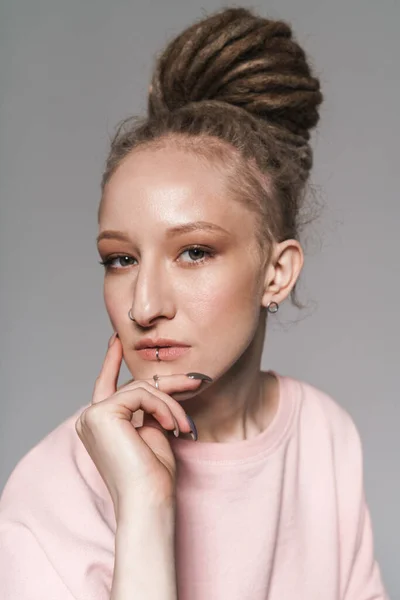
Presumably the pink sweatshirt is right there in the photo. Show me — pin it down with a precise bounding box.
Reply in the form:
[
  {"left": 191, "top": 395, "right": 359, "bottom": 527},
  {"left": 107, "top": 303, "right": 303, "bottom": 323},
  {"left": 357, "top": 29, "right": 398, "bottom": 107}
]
[{"left": 0, "top": 371, "right": 389, "bottom": 599}]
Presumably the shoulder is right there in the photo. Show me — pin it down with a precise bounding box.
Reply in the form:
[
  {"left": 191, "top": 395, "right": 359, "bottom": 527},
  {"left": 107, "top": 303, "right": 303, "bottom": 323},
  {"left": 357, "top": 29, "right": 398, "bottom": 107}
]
[
  {"left": 0, "top": 405, "right": 115, "bottom": 598},
  {"left": 280, "top": 373, "right": 367, "bottom": 533},
  {"left": 0, "top": 403, "right": 113, "bottom": 529},
  {"left": 280, "top": 372, "right": 364, "bottom": 473},
  {"left": 287, "top": 373, "right": 362, "bottom": 443}
]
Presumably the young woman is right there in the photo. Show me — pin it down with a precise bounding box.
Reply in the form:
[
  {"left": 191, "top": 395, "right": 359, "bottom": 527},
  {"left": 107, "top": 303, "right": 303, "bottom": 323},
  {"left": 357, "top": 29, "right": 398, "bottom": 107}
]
[{"left": 0, "top": 7, "right": 389, "bottom": 600}]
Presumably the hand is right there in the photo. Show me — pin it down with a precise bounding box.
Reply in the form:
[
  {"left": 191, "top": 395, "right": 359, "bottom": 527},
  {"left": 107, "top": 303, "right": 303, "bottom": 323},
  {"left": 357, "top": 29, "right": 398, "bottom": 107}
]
[{"left": 75, "top": 333, "right": 208, "bottom": 517}]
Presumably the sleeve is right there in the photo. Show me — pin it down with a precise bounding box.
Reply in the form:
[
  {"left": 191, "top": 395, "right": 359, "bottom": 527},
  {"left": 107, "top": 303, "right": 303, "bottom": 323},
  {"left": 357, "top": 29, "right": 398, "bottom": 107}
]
[
  {"left": 0, "top": 522, "right": 77, "bottom": 600},
  {"left": 340, "top": 418, "right": 390, "bottom": 600},
  {"left": 343, "top": 492, "right": 390, "bottom": 600}
]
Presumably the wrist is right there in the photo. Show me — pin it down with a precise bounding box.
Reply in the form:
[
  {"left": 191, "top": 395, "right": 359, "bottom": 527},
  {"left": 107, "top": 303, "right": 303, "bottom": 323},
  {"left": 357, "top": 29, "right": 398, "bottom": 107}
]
[
  {"left": 112, "top": 497, "right": 178, "bottom": 600},
  {"left": 116, "top": 492, "right": 176, "bottom": 524}
]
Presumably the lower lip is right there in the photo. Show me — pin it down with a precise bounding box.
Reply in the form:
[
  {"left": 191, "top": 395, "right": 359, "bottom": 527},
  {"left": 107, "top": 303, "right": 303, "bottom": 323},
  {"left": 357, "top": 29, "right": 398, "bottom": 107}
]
[{"left": 137, "top": 346, "right": 191, "bottom": 361}]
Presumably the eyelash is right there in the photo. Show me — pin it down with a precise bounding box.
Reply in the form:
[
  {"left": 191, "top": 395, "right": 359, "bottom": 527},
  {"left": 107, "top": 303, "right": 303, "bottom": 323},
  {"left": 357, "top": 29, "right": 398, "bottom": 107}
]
[{"left": 98, "top": 246, "right": 215, "bottom": 271}]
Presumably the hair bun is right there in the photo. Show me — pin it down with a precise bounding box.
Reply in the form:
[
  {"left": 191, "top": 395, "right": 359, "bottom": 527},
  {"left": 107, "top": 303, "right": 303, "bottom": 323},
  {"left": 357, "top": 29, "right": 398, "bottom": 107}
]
[{"left": 148, "top": 7, "right": 323, "bottom": 142}]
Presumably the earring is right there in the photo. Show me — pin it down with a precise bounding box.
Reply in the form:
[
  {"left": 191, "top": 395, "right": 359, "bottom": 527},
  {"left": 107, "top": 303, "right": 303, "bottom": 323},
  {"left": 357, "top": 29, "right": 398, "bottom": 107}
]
[
  {"left": 128, "top": 309, "right": 135, "bottom": 321},
  {"left": 267, "top": 301, "right": 279, "bottom": 313}
]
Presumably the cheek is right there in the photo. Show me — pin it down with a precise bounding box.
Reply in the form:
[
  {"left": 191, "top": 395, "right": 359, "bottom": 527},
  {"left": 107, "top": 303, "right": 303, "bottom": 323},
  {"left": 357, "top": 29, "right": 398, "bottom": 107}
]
[
  {"left": 103, "top": 280, "right": 128, "bottom": 330},
  {"left": 183, "top": 264, "right": 261, "bottom": 327}
]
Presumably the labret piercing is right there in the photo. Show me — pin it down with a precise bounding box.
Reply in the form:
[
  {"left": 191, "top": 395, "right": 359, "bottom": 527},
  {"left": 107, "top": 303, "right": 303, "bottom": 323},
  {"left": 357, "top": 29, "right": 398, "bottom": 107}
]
[{"left": 128, "top": 303, "right": 279, "bottom": 442}]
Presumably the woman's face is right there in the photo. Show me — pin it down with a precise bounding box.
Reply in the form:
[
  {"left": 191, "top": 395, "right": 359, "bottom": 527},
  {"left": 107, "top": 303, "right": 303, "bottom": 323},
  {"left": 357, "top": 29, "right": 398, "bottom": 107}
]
[{"left": 97, "top": 145, "right": 269, "bottom": 382}]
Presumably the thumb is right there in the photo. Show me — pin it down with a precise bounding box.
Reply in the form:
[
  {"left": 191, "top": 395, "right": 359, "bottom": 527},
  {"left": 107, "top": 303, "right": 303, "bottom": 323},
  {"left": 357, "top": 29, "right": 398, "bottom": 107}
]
[{"left": 92, "top": 333, "right": 123, "bottom": 404}]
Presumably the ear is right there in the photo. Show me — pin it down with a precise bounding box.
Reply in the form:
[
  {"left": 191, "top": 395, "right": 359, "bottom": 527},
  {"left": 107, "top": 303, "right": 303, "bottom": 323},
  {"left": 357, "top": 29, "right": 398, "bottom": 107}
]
[{"left": 261, "top": 239, "right": 304, "bottom": 308}]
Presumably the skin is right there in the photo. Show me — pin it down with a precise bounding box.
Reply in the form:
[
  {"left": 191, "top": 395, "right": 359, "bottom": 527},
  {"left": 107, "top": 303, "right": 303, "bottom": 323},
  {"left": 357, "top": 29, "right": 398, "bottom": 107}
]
[{"left": 97, "top": 143, "right": 304, "bottom": 443}]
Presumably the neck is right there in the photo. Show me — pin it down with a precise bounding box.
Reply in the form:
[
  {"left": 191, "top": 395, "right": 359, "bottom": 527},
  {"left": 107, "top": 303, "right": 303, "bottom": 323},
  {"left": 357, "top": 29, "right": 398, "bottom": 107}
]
[{"left": 181, "top": 310, "right": 275, "bottom": 443}]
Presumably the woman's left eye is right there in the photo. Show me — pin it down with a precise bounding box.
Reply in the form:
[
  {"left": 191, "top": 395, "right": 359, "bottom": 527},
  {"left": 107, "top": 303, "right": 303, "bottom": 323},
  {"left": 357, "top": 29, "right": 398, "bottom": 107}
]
[{"left": 179, "top": 246, "right": 213, "bottom": 265}]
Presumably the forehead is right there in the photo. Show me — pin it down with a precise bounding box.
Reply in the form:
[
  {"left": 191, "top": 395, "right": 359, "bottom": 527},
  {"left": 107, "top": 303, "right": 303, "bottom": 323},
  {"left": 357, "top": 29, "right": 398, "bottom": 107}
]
[{"left": 99, "top": 147, "right": 255, "bottom": 230}]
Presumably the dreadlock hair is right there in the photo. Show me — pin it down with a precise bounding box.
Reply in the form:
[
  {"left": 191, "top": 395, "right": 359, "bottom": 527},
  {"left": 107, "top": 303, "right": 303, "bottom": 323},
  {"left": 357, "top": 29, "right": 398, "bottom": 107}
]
[{"left": 100, "top": 7, "right": 324, "bottom": 309}]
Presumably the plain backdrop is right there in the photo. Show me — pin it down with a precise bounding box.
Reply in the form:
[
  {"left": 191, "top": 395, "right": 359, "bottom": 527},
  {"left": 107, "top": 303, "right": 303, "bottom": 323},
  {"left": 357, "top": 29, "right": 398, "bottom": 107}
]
[{"left": 0, "top": 0, "right": 399, "bottom": 596}]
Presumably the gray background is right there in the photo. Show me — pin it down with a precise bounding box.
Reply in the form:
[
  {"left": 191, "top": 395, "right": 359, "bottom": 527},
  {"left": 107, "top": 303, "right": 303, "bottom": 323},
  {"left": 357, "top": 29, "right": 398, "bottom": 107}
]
[{"left": 0, "top": 0, "right": 398, "bottom": 596}]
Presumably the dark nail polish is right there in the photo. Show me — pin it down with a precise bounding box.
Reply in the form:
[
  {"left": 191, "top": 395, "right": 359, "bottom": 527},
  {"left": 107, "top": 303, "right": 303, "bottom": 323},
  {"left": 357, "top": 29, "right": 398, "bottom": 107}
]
[
  {"left": 185, "top": 414, "right": 198, "bottom": 441},
  {"left": 186, "top": 372, "right": 213, "bottom": 382}
]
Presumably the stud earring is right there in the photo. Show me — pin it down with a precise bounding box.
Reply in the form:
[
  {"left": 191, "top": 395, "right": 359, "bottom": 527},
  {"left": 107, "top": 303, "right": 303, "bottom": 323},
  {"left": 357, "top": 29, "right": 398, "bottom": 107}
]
[{"left": 267, "top": 301, "right": 279, "bottom": 313}]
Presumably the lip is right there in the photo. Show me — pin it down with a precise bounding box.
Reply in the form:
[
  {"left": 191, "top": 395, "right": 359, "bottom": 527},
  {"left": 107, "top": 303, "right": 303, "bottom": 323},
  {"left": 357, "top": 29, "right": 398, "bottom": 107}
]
[
  {"left": 134, "top": 337, "right": 190, "bottom": 350},
  {"left": 137, "top": 346, "right": 191, "bottom": 361}
]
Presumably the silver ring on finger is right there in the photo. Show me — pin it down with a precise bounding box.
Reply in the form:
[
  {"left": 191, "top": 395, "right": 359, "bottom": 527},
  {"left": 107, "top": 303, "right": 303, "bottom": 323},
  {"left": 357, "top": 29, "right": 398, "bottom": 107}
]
[{"left": 153, "top": 374, "right": 159, "bottom": 389}]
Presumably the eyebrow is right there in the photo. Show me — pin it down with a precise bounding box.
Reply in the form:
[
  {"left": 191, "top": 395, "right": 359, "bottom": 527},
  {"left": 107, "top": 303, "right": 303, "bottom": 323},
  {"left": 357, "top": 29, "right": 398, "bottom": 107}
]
[{"left": 96, "top": 221, "right": 231, "bottom": 244}]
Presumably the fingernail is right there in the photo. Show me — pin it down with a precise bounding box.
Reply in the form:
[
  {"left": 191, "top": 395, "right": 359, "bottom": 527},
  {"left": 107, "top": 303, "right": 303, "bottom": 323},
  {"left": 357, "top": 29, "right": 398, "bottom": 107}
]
[
  {"left": 186, "top": 372, "right": 213, "bottom": 382},
  {"left": 108, "top": 332, "right": 117, "bottom": 348},
  {"left": 185, "top": 414, "right": 198, "bottom": 441}
]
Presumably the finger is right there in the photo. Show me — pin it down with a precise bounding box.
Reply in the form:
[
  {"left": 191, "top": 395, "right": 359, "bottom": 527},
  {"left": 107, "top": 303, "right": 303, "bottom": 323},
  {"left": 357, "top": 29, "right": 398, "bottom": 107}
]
[
  {"left": 92, "top": 333, "right": 123, "bottom": 405},
  {"left": 142, "top": 411, "right": 177, "bottom": 439},
  {"left": 104, "top": 386, "right": 182, "bottom": 436},
  {"left": 118, "top": 372, "right": 211, "bottom": 398},
  {"left": 114, "top": 380, "right": 198, "bottom": 434},
  {"left": 143, "top": 378, "right": 180, "bottom": 436},
  {"left": 117, "top": 376, "right": 134, "bottom": 391}
]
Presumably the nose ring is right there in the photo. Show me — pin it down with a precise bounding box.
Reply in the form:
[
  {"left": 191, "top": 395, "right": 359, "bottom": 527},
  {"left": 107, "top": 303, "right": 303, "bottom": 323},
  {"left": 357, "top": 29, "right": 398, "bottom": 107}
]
[{"left": 128, "top": 309, "right": 135, "bottom": 321}]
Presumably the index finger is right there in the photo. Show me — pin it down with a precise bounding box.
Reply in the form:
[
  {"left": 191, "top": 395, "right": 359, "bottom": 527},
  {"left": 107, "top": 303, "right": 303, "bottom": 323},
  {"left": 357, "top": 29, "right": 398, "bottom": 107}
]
[
  {"left": 116, "top": 372, "right": 213, "bottom": 400},
  {"left": 92, "top": 333, "right": 123, "bottom": 404}
]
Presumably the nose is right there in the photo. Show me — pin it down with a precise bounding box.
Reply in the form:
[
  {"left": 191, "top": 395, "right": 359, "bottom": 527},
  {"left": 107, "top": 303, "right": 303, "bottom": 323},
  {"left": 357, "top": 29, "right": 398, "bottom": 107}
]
[{"left": 128, "top": 260, "right": 176, "bottom": 327}]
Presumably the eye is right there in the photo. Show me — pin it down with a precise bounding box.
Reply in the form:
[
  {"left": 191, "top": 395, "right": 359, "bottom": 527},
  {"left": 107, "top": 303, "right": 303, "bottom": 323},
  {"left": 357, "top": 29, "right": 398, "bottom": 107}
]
[
  {"left": 98, "top": 255, "right": 137, "bottom": 270},
  {"left": 98, "top": 246, "right": 215, "bottom": 271},
  {"left": 179, "top": 246, "right": 213, "bottom": 266}
]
